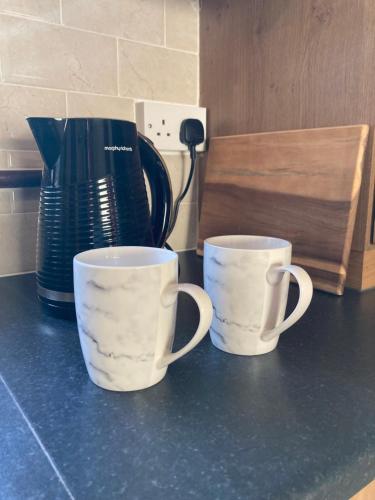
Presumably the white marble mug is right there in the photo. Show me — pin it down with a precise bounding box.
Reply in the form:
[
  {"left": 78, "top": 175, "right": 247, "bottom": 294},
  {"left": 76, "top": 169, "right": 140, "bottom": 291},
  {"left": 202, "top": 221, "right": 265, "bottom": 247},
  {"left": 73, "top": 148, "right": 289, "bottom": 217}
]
[
  {"left": 204, "top": 235, "right": 313, "bottom": 356},
  {"left": 73, "top": 246, "right": 213, "bottom": 391}
]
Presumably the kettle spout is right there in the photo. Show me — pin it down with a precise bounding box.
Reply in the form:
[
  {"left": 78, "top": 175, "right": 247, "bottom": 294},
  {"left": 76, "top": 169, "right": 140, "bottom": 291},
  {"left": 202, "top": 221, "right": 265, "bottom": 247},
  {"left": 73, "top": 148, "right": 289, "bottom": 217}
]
[{"left": 27, "top": 117, "right": 66, "bottom": 169}]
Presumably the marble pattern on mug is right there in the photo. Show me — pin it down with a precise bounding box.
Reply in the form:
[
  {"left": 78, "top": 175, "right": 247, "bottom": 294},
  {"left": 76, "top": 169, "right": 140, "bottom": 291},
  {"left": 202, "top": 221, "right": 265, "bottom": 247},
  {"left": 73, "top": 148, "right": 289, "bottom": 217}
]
[
  {"left": 205, "top": 249, "right": 270, "bottom": 352},
  {"left": 75, "top": 266, "right": 163, "bottom": 391}
]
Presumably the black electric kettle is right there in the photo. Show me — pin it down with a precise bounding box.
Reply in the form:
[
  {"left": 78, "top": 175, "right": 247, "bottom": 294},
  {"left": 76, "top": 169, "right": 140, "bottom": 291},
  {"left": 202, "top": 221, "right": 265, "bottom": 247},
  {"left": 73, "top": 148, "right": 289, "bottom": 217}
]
[{"left": 27, "top": 117, "right": 172, "bottom": 312}]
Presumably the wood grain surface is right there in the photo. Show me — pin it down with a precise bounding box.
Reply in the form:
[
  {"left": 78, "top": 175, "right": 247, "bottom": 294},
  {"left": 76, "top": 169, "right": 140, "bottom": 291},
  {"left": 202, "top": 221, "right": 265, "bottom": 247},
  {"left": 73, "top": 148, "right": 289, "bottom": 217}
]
[
  {"left": 350, "top": 479, "right": 375, "bottom": 500},
  {"left": 347, "top": 246, "right": 375, "bottom": 291},
  {"left": 200, "top": 0, "right": 375, "bottom": 250},
  {"left": 198, "top": 125, "right": 369, "bottom": 295}
]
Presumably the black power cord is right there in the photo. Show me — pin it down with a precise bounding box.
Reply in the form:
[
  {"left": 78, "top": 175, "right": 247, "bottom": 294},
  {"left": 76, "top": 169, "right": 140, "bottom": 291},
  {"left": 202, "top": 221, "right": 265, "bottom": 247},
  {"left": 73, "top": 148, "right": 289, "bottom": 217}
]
[{"left": 168, "top": 119, "right": 205, "bottom": 236}]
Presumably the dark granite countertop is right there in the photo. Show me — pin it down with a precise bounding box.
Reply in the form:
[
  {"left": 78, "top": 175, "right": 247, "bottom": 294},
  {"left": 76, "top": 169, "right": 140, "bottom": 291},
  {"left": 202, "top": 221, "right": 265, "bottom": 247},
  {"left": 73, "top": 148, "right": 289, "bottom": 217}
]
[{"left": 0, "top": 252, "right": 375, "bottom": 500}]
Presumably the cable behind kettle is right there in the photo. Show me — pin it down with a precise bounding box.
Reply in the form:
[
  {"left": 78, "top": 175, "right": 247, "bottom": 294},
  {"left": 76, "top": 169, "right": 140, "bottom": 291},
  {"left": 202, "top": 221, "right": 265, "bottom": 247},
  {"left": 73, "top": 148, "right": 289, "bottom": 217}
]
[{"left": 167, "top": 119, "right": 205, "bottom": 238}]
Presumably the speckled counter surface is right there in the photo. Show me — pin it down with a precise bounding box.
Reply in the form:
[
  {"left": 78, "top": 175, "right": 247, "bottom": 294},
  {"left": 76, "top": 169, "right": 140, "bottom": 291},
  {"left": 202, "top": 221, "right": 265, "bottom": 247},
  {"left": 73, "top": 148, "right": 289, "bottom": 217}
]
[{"left": 0, "top": 252, "right": 375, "bottom": 500}]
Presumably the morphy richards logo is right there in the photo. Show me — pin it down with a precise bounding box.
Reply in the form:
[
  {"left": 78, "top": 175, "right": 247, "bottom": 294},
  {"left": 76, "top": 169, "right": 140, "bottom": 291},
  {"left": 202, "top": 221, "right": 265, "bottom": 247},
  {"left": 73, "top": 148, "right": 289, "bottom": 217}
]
[{"left": 104, "top": 145, "right": 133, "bottom": 152}]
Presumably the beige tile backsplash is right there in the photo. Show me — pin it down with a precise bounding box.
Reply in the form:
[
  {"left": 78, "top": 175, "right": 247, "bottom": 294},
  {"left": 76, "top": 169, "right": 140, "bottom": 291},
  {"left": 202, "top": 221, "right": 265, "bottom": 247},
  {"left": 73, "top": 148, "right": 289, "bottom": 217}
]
[
  {"left": 0, "top": 15, "right": 117, "bottom": 93},
  {"left": 0, "top": 188, "right": 40, "bottom": 214},
  {"left": 0, "top": 0, "right": 199, "bottom": 275},
  {"left": 164, "top": 153, "right": 198, "bottom": 204},
  {"left": 12, "top": 188, "right": 40, "bottom": 213},
  {"left": 7, "top": 150, "right": 44, "bottom": 169},
  {"left": 0, "top": 0, "right": 60, "bottom": 23},
  {"left": 167, "top": 201, "right": 198, "bottom": 251},
  {"left": 119, "top": 40, "right": 197, "bottom": 103},
  {"left": 67, "top": 93, "right": 134, "bottom": 120},
  {"left": 0, "top": 190, "right": 12, "bottom": 214},
  {"left": 62, "top": 0, "right": 165, "bottom": 45},
  {"left": 166, "top": 0, "right": 198, "bottom": 52},
  {"left": 0, "top": 151, "right": 8, "bottom": 168},
  {"left": 0, "top": 84, "right": 66, "bottom": 149},
  {"left": 0, "top": 212, "right": 38, "bottom": 275}
]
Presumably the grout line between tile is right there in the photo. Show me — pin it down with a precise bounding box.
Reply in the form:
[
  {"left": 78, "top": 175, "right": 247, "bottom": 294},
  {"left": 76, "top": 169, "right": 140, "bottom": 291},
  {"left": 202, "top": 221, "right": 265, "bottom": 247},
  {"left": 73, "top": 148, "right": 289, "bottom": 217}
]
[
  {"left": 0, "top": 81, "right": 67, "bottom": 94},
  {"left": 0, "top": 11, "right": 198, "bottom": 55},
  {"left": 0, "top": 9, "right": 54, "bottom": 23},
  {"left": 0, "top": 269, "right": 36, "bottom": 277},
  {"left": 1, "top": 148, "right": 38, "bottom": 153},
  {"left": 59, "top": 0, "right": 63, "bottom": 24},
  {"left": 0, "top": 374, "right": 75, "bottom": 500},
  {"left": 10, "top": 190, "right": 15, "bottom": 213},
  {"left": 116, "top": 38, "right": 120, "bottom": 96},
  {"left": 0, "top": 81, "right": 197, "bottom": 107},
  {"left": 131, "top": 100, "right": 135, "bottom": 121}
]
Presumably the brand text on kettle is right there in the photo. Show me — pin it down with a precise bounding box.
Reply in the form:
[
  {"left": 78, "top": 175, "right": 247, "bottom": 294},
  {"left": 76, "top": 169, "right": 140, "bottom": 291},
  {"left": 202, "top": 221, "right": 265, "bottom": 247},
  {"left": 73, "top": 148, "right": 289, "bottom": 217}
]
[{"left": 104, "top": 146, "right": 133, "bottom": 152}]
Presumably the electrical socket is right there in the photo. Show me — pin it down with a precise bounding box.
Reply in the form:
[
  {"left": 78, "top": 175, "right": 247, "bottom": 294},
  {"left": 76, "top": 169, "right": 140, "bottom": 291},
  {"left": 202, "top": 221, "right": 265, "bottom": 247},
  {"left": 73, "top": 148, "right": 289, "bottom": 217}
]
[{"left": 135, "top": 101, "right": 206, "bottom": 152}]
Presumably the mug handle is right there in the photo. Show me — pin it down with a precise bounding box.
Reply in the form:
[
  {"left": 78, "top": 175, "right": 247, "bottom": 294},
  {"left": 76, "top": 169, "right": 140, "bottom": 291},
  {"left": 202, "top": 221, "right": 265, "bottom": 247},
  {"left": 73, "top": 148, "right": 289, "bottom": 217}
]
[
  {"left": 261, "top": 265, "right": 313, "bottom": 342},
  {"left": 157, "top": 283, "right": 213, "bottom": 369}
]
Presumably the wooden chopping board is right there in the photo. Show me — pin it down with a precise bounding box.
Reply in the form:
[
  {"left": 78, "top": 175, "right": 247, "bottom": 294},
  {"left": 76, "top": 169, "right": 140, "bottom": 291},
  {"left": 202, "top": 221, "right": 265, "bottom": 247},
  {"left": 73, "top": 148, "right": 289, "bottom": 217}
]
[{"left": 198, "top": 125, "right": 369, "bottom": 295}]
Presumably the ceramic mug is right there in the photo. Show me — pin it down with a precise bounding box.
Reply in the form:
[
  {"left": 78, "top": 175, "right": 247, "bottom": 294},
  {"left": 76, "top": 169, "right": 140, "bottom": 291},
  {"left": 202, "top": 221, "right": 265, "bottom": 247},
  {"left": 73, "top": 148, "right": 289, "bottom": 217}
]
[
  {"left": 74, "top": 246, "right": 213, "bottom": 391},
  {"left": 204, "top": 235, "right": 313, "bottom": 356}
]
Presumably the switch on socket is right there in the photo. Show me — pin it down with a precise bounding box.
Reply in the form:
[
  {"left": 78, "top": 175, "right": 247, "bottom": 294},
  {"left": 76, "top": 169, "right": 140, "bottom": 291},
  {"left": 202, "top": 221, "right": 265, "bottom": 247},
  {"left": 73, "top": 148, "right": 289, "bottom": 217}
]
[{"left": 135, "top": 101, "right": 206, "bottom": 152}]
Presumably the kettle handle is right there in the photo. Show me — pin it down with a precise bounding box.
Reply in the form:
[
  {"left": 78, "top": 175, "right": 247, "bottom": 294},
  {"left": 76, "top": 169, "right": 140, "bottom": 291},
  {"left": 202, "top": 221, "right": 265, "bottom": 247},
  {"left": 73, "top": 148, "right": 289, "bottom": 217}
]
[{"left": 138, "top": 134, "right": 172, "bottom": 247}]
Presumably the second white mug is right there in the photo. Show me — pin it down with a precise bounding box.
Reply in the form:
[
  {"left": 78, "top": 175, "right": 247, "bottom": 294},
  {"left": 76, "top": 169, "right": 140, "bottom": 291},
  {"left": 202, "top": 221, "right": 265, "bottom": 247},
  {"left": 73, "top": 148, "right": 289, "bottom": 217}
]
[{"left": 204, "top": 235, "right": 313, "bottom": 356}]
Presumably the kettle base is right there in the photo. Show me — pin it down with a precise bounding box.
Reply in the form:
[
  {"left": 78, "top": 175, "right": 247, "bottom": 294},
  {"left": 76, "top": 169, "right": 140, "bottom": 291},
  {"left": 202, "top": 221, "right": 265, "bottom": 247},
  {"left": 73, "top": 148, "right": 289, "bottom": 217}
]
[{"left": 38, "top": 295, "right": 76, "bottom": 320}]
